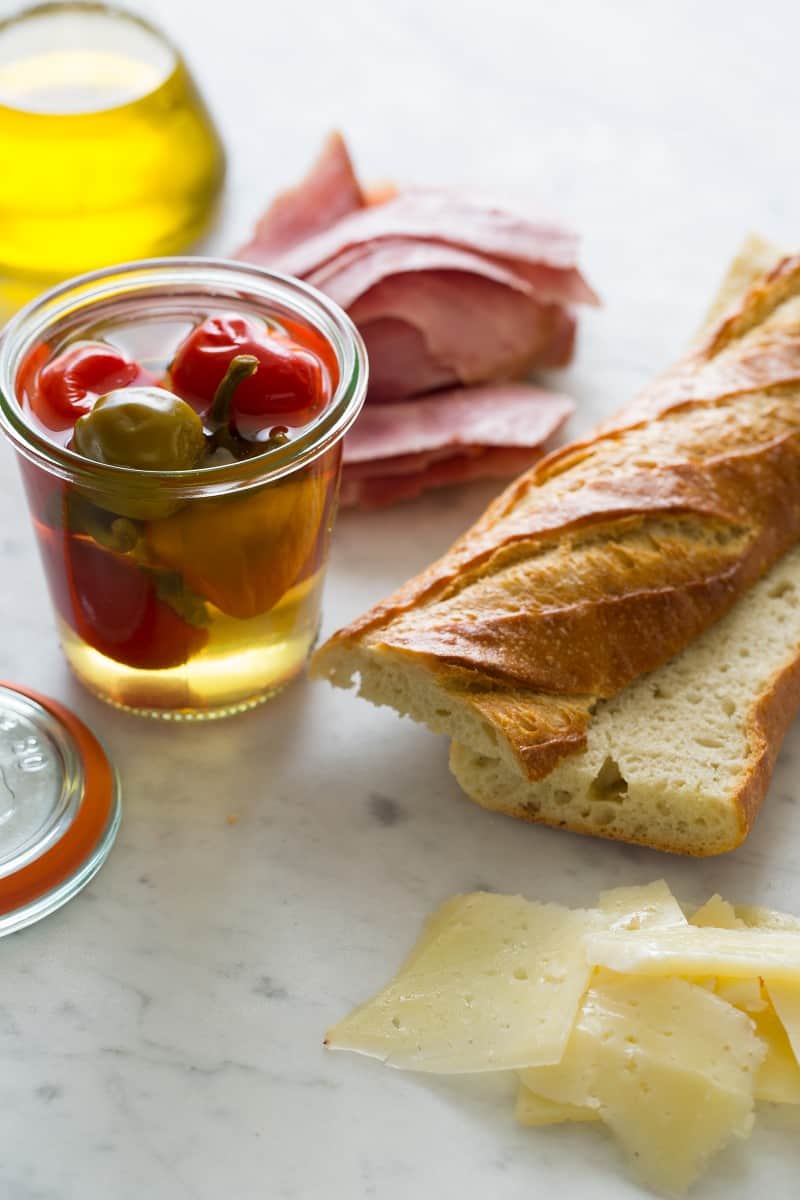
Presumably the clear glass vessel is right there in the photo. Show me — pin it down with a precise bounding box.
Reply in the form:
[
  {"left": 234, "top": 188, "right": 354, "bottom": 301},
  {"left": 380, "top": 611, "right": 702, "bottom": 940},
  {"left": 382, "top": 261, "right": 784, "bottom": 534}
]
[
  {"left": 0, "top": 259, "right": 368, "bottom": 718},
  {"left": 0, "top": 2, "right": 225, "bottom": 309}
]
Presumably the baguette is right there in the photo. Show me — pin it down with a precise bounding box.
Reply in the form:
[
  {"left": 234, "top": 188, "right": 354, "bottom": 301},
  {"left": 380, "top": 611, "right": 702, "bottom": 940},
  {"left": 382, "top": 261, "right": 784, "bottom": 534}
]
[
  {"left": 450, "top": 538, "right": 800, "bottom": 855},
  {"left": 312, "top": 236, "right": 800, "bottom": 854}
]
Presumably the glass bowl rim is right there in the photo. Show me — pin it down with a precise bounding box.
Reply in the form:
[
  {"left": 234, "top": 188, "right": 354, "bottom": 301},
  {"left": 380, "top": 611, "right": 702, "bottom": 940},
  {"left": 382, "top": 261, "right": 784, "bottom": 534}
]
[
  {"left": 0, "top": 0, "right": 180, "bottom": 60},
  {"left": 0, "top": 256, "right": 368, "bottom": 498},
  {"left": 0, "top": 0, "right": 184, "bottom": 116}
]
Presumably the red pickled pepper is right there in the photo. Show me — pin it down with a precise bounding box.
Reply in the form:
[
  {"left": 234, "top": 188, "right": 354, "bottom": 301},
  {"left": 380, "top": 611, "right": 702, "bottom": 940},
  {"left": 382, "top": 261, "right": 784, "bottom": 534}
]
[
  {"left": 168, "top": 313, "right": 331, "bottom": 428},
  {"left": 21, "top": 459, "right": 207, "bottom": 674},
  {"left": 30, "top": 341, "right": 152, "bottom": 431},
  {"left": 34, "top": 516, "right": 208, "bottom": 670}
]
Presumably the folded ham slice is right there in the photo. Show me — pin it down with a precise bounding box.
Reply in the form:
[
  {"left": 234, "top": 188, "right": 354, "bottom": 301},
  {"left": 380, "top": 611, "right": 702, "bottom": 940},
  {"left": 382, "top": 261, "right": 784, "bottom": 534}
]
[
  {"left": 305, "top": 239, "right": 578, "bottom": 400},
  {"left": 238, "top": 132, "right": 364, "bottom": 261},
  {"left": 307, "top": 238, "right": 534, "bottom": 310},
  {"left": 238, "top": 136, "right": 595, "bottom": 400},
  {"left": 237, "top": 134, "right": 592, "bottom": 505},
  {"left": 340, "top": 448, "right": 554, "bottom": 509},
  {"left": 352, "top": 273, "right": 576, "bottom": 401},
  {"left": 263, "top": 189, "right": 598, "bottom": 308},
  {"left": 341, "top": 384, "right": 574, "bottom": 507},
  {"left": 355, "top": 318, "right": 459, "bottom": 401}
]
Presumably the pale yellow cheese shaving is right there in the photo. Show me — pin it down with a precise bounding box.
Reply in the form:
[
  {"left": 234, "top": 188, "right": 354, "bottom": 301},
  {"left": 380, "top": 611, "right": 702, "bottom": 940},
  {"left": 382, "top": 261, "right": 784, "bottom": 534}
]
[
  {"left": 520, "top": 975, "right": 763, "bottom": 1194},
  {"left": 752, "top": 1003, "right": 800, "bottom": 1105},
  {"left": 585, "top": 925, "right": 800, "bottom": 982},
  {"left": 327, "top": 880, "right": 800, "bottom": 1195},
  {"left": 515, "top": 1083, "right": 599, "bottom": 1126},
  {"left": 326, "top": 893, "right": 600, "bottom": 1072}
]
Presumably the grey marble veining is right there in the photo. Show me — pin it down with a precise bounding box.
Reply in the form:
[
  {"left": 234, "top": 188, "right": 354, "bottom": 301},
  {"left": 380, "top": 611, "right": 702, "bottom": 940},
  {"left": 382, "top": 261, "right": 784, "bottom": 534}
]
[{"left": 1, "top": 1, "right": 800, "bottom": 1196}]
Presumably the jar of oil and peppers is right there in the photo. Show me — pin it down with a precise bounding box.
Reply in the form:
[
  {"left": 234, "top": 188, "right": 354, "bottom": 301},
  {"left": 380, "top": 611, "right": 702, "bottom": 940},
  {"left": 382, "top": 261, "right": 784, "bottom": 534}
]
[{"left": 0, "top": 259, "right": 367, "bottom": 718}]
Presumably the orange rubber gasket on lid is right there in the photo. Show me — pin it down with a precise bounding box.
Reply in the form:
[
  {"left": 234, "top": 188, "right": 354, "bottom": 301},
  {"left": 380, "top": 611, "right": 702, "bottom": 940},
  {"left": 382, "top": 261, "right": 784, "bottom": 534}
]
[{"left": 0, "top": 682, "right": 115, "bottom": 915}]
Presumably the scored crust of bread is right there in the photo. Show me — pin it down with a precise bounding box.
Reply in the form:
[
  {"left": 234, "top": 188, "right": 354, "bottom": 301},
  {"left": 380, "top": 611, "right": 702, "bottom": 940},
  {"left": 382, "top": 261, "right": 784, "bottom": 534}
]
[
  {"left": 448, "top": 234, "right": 800, "bottom": 855},
  {"left": 450, "top": 538, "right": 800, "bottom": 855},
  {"left": 314, "top": 238, "right": 800, "bottom": 784},
  {"left": 313, "top": 235, "right": 800, "bottom": 854}
]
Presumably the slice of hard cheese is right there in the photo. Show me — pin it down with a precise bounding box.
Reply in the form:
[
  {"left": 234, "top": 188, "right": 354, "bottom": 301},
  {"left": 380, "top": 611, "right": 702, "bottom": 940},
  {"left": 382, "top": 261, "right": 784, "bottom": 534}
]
[
  {"left": 520, "top": 975, "right": 764, "bottom": 1195},
  {"left": 735, "top": 905, "right": 800, "bottom": 932},
  {"left": 585, "top": 926, "right": 800, "bottom": 982},
  {"left": 691, "top": 895, "right": 745, "bottom": 930},
  {"left": 767, "top": 986, "right": 800, "bottom": 1065},
  {"left": 752, "top": 1004, "right": 800, "bottom": 1105},
  {"left": 689, "top": 895, "right": 764, "bottom": 1012},
  {"left": 714, "top": 978, "right": 766, "bottom": 1014},
  {"left": 515, "top": 1082, "right": 599, "bottom": 1126},
  {"left": 597, "top": 879, "right": 687, "bottom": 931},
  {"left": 686, "top": 896, "right": 800, "bottom": 1092},
  {"left": 327, "top": 882, "right": 689, "bottom": 1074},
  {"left": 514, "top": 882, "right": 689, "bottom": 1134},
  {"left": 396, "top": 896, "right": 469, "bottom": 972},
  {"left": 326, "top": 894, "right": 600, "bottom": 1072},
  {"left": 734, "top": 905, "right": 800, "bottom": 1065},
  {"left": 327, "top": 882, "right": 688, "bottom": 1074}
]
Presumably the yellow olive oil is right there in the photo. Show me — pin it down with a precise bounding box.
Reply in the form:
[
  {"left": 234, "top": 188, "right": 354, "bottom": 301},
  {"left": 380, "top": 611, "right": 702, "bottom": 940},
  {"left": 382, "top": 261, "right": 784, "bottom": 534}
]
[
  {"left": 56, "top": 566, "right": 331, "bottom": 719},
  {"left": 0, "top": 6, "right": 224, "bottom": 298}
]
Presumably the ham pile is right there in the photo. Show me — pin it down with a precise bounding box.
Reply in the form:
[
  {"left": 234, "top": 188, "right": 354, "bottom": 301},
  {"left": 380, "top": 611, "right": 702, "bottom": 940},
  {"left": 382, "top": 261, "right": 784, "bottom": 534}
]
[{"left": 238, "top": 134, "right": 596, "bottom": 506}]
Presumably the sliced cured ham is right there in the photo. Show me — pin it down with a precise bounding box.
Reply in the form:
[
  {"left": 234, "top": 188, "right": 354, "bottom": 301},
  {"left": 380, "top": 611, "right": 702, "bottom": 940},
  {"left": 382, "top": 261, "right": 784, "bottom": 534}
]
[
  {"left": 341, "top": 384, "right": 574, "bottom": 507},
  {"left": 345, "top": 382, "right": 574, "bottom": 463},
  {"left": 340, "top": 447, "right": 550, "bottom": 509},
  {"left": 357, "top": 318, "right": 458, "bottom": 402},
  {"left": 237, "top": 137, "right": 596, "bottom": 398},
  {"left": 306, "top": 238, "right": 534, "bottom": 310},
  {"left": 237, "top": 132, "right": 364, "bottom": 262},
  {"left": 307, "top": 239, "right": 576, "bottom": 400},
  {"left": 236, "top": 134, "right": 592, "bottom": 504},
  {"left": 260, "top": 189, "right": 598, "bottom": 308},
  {"left": 352, "top": 273, "right": 576, "bottom": 399}
]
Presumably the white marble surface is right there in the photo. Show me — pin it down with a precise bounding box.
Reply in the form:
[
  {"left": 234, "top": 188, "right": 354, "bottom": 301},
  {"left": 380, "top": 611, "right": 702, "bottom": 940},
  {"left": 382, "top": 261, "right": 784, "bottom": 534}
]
[{"left": 2, "top": 1, "right": 800, "bottom": 1196}]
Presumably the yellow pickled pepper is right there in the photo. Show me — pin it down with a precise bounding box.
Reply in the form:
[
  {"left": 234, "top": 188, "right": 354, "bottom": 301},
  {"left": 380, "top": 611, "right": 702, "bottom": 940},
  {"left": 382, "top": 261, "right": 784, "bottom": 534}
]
[{"left": 145, "top": 470, "right": 326, "bottom": 619}]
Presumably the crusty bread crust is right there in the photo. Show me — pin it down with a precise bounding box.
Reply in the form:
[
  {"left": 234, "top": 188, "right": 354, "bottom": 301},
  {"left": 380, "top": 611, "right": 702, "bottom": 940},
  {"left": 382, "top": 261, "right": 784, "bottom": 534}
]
[
  {"left": 313, "top": 236, "right": 800, "bottom": 780},
  {"left": 313, "top": 235, "right": 800, "bottom": 853},
  {"left": 734, "top": 612, "right": 800, "bottom": 842},
  {"left": 449, "top": 538, "right": 800, "bottom": 855}
]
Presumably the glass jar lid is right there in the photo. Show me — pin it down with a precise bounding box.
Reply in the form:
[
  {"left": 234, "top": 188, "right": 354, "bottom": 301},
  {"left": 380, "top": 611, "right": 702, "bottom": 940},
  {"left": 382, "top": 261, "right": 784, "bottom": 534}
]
[{"left": 0, "top": 681, "right": 120, "bottom": 935}]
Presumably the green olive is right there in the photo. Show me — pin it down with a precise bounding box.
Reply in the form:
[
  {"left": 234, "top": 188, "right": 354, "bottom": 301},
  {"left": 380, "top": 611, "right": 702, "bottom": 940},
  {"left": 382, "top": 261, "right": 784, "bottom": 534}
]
[{"left": 73, "top": 387, "right": 206, "bottom": 472}]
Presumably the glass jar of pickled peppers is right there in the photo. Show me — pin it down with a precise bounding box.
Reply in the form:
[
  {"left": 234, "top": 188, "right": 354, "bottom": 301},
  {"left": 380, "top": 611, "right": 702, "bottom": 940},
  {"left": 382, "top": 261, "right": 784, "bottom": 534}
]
[{"left": 0, "top": 259, "right": 367, "bottom": 718}]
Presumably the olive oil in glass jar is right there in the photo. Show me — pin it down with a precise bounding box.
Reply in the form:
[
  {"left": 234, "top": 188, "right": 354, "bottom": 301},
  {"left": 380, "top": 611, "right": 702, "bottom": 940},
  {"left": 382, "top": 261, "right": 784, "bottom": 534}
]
[{"left": 0, "top": 2, "right": 225, "bottom": 310}]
